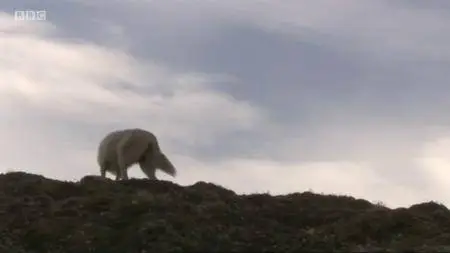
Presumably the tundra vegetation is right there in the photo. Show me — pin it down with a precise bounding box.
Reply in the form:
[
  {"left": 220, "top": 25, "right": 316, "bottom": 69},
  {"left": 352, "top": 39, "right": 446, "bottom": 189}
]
[{"left": 1, "top": 171, "right": 450, "bottom": 252}]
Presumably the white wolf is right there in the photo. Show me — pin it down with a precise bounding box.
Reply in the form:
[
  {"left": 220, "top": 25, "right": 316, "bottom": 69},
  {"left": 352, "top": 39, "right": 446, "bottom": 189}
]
[{"left": 97, "top": 128, "right": 176, "bottom": 180}]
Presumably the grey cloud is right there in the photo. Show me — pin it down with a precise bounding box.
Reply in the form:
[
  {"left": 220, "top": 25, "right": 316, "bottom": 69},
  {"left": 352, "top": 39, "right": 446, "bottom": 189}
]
[{"left": 385, "top": 0, "right": 450, "bottom": 11}]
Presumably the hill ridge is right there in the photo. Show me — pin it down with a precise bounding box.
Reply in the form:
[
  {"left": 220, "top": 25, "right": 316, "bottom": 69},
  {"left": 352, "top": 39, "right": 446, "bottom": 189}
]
[{"left": 1, "top": 171, "right": 449, "bottom": 252}]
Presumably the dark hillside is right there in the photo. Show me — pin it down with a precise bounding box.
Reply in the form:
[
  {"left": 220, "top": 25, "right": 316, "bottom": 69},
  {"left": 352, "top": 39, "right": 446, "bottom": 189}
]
[{"left": 0, "top": 171, "right": 449, "bottom": 252}]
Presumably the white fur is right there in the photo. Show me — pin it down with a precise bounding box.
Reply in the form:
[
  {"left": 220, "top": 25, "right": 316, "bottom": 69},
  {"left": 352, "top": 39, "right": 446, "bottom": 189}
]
[{"left": 97, "top": 128, "right": 177, "bottom": 180}]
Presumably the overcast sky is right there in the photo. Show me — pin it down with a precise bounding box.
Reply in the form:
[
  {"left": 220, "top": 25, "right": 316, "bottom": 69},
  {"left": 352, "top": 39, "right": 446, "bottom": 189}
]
[{"left": 2, "top": 0, "right": 450, "bottom": 208}]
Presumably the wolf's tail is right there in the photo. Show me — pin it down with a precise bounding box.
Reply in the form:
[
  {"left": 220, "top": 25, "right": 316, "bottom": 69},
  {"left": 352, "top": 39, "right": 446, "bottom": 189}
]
[{"left": 157, "top": 153, "right": 177, "bottom": 177}]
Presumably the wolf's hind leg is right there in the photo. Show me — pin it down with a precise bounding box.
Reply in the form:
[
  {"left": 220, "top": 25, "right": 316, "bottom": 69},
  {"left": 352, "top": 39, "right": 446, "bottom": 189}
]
[
  {"left": 116, "top": 150, "right": 130, "bottom": 180},
  {"left": 139, "top": 156, "right": 157, "bottom": 180},
  {"left": 100, "top": 163, "right": 107, "bottom": 178}
]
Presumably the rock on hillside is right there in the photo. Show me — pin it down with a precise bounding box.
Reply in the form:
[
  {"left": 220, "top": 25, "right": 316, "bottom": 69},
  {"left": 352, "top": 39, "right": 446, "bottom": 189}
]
[{"left": 0, "top": 171, "right": 450, "bottom": 252}]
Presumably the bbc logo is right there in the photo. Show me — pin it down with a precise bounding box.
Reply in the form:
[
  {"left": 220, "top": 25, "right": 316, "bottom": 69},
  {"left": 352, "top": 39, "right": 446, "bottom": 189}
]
[{"left": 14, "top": 10, "right": 47, "bottom": 21}]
